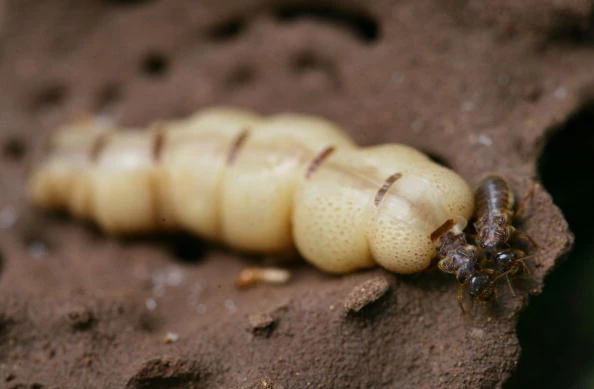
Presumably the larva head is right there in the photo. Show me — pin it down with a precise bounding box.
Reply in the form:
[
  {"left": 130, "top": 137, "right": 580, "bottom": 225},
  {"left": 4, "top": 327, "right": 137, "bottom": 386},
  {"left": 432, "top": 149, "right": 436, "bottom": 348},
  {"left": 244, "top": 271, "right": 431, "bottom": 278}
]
[
  {"left": 358, "top": 146, "right": 473, "bottom": 274},
  {"left": 368, "top": 194, "right": 437, "bottom": 274}
]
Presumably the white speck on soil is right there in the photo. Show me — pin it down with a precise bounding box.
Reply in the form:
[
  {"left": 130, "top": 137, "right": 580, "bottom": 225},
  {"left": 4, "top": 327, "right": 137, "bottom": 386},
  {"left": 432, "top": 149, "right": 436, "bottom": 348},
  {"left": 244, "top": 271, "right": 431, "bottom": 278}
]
[
  {"left": 28, "top": 240, "right": 48, "bottom": 259},
  {"left": 0, "top": 206, "right": 17, "bottom": 229},
  {"left": 224, "top": 299, "right": 237, "bottom": 314},
  {"left": 145, "top": 298, "right": 157, "bottom": 311}
]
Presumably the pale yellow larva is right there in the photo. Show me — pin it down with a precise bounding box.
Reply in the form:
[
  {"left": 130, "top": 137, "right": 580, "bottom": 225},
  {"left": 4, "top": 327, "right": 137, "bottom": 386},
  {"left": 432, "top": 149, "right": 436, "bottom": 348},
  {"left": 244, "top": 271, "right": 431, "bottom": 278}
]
[{"left": 29, "top": 107, "right": 474, "bottom": 274}]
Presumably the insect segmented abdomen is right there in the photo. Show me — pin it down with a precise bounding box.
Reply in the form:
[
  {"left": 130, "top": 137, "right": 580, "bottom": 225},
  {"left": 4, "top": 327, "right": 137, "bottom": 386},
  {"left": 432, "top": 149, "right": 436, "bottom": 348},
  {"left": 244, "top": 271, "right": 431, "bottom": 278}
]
[
  {"left": 475, "top": 174, "right": 515, "bottom": 219},
  {"left": 474, "top": 174, "right": 517, "bottom": 252},
  {"left": 29, "top": 107, "right": 475, "bottom": 275}
]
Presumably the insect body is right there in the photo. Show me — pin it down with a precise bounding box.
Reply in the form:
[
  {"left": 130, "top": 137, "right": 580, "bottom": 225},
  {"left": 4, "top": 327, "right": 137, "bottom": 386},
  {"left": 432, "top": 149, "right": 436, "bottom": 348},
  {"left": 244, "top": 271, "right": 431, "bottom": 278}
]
[
  {"left": 474, "top": 174, "right": 534, "bottom": 276},
  {"left": 432, "top": 218, "right": 494, "bottom": 311},
  {"left": 29, "top": 107, "right": 474, "bottom": 275}
]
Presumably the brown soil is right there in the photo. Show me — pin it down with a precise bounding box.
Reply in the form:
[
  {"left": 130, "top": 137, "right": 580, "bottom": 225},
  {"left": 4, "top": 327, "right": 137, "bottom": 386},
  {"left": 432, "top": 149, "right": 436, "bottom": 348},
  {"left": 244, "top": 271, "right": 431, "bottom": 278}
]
[{"left": 0, "top": 0, "right": 586, "bottom": 387}]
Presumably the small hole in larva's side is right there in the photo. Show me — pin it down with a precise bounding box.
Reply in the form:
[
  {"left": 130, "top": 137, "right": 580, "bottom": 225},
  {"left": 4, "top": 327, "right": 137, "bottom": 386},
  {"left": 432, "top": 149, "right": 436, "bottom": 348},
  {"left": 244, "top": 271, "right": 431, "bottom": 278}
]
[
  {"left": 140, "top": 53, "right": 169, "bottom": 77},
  {"left": 2, "top": 137, "right": 27, "bottom": 162},
  {"left": 31, "top": 84, "right": 68, "bottom": 112},
  {"left": 506, "top": 102, "right": 594, "bottom": 389},
  {"left": 274, "top": 4, "right": 380, "bottom": 44},
  {"left": 223, "top": 66, "right": 256, "bottom": 91},
  {"left": 206, "top": 18, "right": 245, "bottom": 41}
]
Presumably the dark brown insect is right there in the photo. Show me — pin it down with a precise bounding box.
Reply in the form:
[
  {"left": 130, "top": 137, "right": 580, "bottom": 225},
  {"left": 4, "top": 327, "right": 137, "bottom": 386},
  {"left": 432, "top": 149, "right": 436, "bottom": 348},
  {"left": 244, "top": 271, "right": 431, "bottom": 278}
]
[
  {"left": 473, "top": 174, "right": 536, "bottom": 279},
  {"left": 432, "top": 218, "right": 494, "bottom": 312}
]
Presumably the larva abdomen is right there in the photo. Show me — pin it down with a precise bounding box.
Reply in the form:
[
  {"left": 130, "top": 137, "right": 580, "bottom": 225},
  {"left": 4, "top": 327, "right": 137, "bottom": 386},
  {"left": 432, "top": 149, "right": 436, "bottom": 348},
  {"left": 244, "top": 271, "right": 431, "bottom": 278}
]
[
  {"left": 293, "top": 145, "right": 473, "bottom": 273},
  {"left": 29, "top": 107, "right": 474, "bottom": 274}
]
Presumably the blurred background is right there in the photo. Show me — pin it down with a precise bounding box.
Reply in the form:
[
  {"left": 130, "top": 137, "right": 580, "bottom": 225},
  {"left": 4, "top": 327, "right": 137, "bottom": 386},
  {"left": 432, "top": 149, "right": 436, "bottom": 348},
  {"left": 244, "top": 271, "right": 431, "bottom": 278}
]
[{"left": 508, "top": 102, "right": 594, "bottom": 389}]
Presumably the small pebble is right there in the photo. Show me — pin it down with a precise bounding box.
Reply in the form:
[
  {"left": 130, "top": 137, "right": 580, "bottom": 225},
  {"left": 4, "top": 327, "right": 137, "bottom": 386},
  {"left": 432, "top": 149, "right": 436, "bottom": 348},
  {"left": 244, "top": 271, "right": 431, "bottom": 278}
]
[
  {"left": 344, "top": 276, "right": 391, "bottom": 314},
  {"left": 145, "top": 298, "right": 157, "bottom": 311},
  {"left": 241, "top": 376, "right": 285, "bottom": 389},
  {"left": 67, "top": 306, "right": 94, "bottom": 330},
  {"left": 469, "top": 328, "right": 485, "bottom": 339},
  {"left": 235, "top": 267, "right": 291, "bottom": 288},
  {"left": 164, "top": 332, "right": 180, "bottom": 344},
  {"left": 248, "top": 312, "right": 276, "bottom": 336}
]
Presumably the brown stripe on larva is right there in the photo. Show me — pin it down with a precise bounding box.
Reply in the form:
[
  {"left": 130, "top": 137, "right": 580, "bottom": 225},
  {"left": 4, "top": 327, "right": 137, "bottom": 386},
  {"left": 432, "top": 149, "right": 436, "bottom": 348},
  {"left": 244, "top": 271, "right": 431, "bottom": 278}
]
[
  {"left": 90, "top": 132, "right": 109, "bottom": 163},
  {"left": 152, "top": 125, "right": 166, "bottom": 163},
  {"left": 373, "top": 172, "right": 403, "bottom": 206},
  {"left": 430, "top": 219, "right": 456, "bottom": 242},
  {"left": 305, "top": 146, "right": 335, "bottom": 179},
  {"left": 227, "top": 128, "right": 249, "bottom": 165}
]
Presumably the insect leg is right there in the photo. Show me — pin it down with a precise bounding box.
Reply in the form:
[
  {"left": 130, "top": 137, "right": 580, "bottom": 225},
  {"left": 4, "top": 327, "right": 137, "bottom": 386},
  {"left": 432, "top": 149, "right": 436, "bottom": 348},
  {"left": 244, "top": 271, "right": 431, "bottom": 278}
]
[
  {"left": 512, "top": 231, "right": 538, "bottom": 249},
  {"left": 514, "top": 180, "right": 539, "bottom": 219},
  {"left": 457, "top": 284, "right": 467, "bottom": 314},
  {"left": 504, "top": 274, "right": 517, "bottom": 297}
]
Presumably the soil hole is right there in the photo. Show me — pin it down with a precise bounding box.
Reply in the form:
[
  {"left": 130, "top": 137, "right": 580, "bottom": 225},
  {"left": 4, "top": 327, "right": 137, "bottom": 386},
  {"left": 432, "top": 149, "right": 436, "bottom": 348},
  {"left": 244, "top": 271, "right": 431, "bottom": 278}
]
[
  {"left": 31, "top": 84, "right": 68, "bottom": 113},
  {"left": 140, "top": 53, "right": 169, "bottom": 78},
  {"left": 96, "top": 83, "right": 122, "bottom": 113},
  {"left": 506, "top": 102, "right": 594, "bottom": 388},
  {"left": 291, "top": 51, "right": 340, "bottom": 89},
  {"left": 274, "top": 4, "right": 379, "bottom": 43},
  {"left": 223, "top": 66, "right": 256, "bottom": 91},
  {"left": 2, "top": 137, "right": 27, "bottom": 162},
  {"left": 206, "top": 18, "right": 245, "bottom": 41}
]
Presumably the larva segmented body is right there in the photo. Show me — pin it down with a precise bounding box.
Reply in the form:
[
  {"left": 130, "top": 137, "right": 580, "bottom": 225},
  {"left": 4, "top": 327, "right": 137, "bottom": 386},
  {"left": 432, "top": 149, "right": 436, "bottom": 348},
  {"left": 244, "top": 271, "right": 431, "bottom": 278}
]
[{"left": 29, "top": 107, "right": 474, "bottom": 274}]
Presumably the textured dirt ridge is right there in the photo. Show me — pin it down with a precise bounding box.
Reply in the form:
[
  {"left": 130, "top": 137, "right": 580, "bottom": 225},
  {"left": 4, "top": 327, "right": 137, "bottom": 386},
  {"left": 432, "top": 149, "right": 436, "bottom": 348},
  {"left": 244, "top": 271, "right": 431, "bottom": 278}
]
[{"left": 0, "top": 0, "right": 586, "bottom": 387}]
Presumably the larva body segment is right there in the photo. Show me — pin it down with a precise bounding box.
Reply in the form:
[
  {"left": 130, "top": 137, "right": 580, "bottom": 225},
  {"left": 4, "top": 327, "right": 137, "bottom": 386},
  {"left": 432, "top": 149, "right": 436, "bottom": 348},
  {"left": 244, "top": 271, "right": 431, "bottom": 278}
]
[
  {"left": 29, "top": 107, "right": 474, "bottom": 274},
  {"left": 220, "top": 114, "right": 356, "bottom": 253},
  {"left": 157, "top": 108, "right": 264, "bottom": 240}
]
